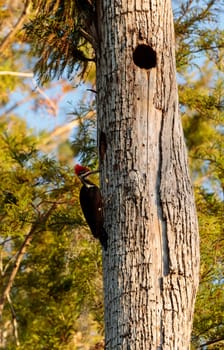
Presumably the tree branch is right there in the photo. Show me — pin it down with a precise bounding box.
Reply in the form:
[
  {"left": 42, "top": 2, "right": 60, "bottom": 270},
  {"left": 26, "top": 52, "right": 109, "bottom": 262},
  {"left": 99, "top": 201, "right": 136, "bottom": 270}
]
[
  {"left": 0, "top": 203, "right": 57, "bottom": 318},
  {"left": 33, "top": 82, "right": 58, "bottom": 116},
  {"left": 0, "top": 72, "right": 60, "bottom": 117},
  {"left": 0, "top": 225, "right": 34, "bottom": 318},
  {"left": 199, "top": 337, "right": 224, "bottom": 348},
  {"left": 7, "top": 294, "right": 20, "bottom": 346},
  {"left": 0, "top": 71, "right": 34, "bottom": 77},
  {"left": 0, "top": 0, "right": 31, "bottom": 55}
]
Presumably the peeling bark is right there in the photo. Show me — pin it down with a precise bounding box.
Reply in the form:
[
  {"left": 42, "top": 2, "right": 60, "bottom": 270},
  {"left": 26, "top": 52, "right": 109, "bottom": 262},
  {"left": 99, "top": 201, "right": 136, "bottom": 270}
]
[{"left": 96, "top": 1, "right": 200, "bottom": 349}]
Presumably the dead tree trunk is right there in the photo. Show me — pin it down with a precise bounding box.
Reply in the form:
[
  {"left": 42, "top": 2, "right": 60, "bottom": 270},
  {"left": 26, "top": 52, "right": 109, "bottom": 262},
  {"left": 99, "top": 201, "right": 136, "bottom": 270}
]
[{"left": 96, "top": 1, "right": 200, "bottom": 349}]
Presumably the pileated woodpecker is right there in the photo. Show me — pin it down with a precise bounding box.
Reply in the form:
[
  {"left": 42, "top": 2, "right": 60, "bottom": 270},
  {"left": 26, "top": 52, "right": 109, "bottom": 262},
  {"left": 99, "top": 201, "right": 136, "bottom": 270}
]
[{"left": 74, "top": 164, "right": 108, "bottom": 250}]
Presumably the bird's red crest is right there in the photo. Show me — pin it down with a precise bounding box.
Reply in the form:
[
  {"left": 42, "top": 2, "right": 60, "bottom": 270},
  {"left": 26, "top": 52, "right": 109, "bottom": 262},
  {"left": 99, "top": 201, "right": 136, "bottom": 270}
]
[{"left": 74, "top": 164, "right": 90, "bottom": 175}]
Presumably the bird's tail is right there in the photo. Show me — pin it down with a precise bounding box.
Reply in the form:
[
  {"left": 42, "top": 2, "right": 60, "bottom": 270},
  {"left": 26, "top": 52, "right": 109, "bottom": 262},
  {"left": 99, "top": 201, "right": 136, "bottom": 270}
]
[{"left": 99, "top": 227, "right": 108, "bottom": 251}]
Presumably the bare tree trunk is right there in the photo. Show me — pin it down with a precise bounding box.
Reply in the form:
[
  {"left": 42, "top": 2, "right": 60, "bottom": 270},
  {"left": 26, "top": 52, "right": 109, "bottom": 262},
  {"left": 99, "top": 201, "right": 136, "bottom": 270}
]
[{"left": 96, "top": 0, "right": 200, "bottom": 349}]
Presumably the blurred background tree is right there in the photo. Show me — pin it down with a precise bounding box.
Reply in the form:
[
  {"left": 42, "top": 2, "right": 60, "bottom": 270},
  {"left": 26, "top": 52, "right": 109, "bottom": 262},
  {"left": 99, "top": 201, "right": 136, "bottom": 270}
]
[
  {"left": 174, "top": 3, "right": 224, "bottom": 348},
  {"left": 0, "top": 116, "right": 104, "bottom": 349}
]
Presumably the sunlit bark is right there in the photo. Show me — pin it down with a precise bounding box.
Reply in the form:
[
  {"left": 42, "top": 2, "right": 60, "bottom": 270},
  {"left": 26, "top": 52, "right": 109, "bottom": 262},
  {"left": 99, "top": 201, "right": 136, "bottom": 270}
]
[{"left": 96, "top": 1, "right": 200, "bottom": 349}]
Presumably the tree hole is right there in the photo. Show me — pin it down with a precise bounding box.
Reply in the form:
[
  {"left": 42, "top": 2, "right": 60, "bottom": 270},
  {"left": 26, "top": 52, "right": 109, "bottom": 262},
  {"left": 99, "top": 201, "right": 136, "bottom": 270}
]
[{"left": 133, "top": 44, "right": 157, "bottom": 69}]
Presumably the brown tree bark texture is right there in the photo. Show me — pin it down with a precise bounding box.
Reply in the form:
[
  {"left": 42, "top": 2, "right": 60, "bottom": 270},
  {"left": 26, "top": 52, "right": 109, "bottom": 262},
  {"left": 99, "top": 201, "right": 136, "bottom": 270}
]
[{"left": 96, "top": 1, "right": 200, "bottom": 349}]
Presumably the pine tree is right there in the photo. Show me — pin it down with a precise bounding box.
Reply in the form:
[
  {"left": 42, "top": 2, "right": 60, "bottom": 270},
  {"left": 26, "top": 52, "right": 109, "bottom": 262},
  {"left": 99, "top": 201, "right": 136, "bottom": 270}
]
[{"left": 0, "top": 117, "right": 104, "bottom": 348}]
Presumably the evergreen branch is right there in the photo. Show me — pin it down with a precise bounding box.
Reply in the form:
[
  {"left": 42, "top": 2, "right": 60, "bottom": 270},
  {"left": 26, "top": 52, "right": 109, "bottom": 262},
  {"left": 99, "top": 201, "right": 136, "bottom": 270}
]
[
  {"left": 190, "top": 44, "right": 224, "bottom": 54},
  {"left": 199, "top": 337, "right": 224, "bottom": 348},
  {"left": 175, "top": 0, "right": 218, "bottom": 36},
  {"left": 23, "top": 1, "right": 96, "bottom": 82},
  {"left": 0, "top": 226, "right": 34, "bottom": 318},
  {"left": 0, "top": 0, "right": 31, "bottom": 55},
  {"left": 0, "top": 203, "right": 57, "bottom": 318}
]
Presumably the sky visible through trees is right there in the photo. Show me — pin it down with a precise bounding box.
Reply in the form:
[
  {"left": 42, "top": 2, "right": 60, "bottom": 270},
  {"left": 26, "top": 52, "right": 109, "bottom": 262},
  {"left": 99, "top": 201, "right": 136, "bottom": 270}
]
[{"left": 2, "top": 1, "right": 223, "bottom": 137}]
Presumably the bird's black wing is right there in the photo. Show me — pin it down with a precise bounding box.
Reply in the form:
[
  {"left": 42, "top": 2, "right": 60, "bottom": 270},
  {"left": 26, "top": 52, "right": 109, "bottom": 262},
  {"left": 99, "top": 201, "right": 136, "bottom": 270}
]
[{"left": 79, "top": 185, "right": 108, "bottom": 250}]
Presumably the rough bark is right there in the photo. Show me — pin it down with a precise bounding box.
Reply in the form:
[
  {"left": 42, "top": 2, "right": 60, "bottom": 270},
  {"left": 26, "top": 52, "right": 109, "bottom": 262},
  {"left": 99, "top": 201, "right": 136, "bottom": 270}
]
[{"left": 96, "top": 1, "right": 200, "bottom": 349}]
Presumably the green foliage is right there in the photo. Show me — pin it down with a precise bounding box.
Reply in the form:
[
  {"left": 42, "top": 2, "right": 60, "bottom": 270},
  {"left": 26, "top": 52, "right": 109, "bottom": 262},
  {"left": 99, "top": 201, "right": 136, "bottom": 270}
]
[
  {"left": 180, "top": 66, "right": 224, "bottom": 193},
  {"left": 12, "top": 237, "right": 103, "bottom": 349},
  {"left": 174, "top": 0, "right": 224, "bottom": 72},
  {"left": 24, "top": 0, "right": 95, "bottom": 83},
  {"left": 178, "top": 35, "right": 224, "bottom": 349},
  {"left": 0, "top": 0, "right": 33, "bottom": 104},
  {"left": 71, "top": 104, "right": 98, "bottom": 168},
  {"left": 0, "top": 116, "right": 104, "bottom": 349},
  {"left": 0, "top": 63, "right": 21, "bottom": 104},
  {"left": 191, "top": 190, "right": 224, "bottom": 349}
]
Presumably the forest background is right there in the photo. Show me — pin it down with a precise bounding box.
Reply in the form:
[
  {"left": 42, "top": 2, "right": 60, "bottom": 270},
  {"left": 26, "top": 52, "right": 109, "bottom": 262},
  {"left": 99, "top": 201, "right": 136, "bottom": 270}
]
[{"left": 0, "top": 0, "right": 223, "bottom": 349}]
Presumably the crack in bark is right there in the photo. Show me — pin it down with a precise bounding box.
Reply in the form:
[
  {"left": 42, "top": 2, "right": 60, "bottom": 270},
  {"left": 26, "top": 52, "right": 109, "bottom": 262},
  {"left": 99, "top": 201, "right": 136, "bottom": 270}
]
[{"left": 158, "top": 111, "right": 170, "bottom": 277}]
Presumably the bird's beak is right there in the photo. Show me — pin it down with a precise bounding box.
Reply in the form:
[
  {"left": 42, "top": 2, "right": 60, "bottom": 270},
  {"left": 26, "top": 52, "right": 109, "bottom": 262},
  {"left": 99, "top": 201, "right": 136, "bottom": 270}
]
[{"left": 82, "top": 169, "right": 100, "bottom": 179}]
